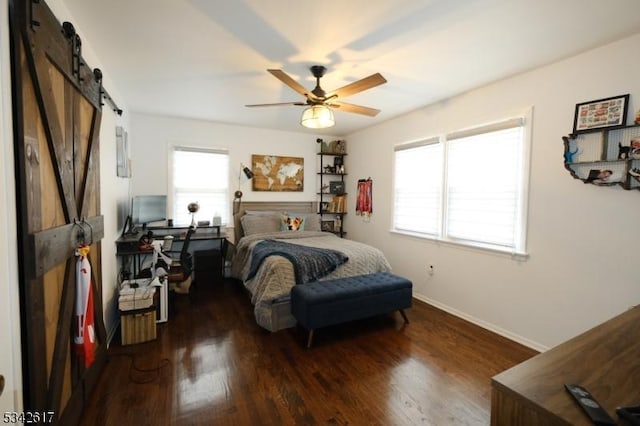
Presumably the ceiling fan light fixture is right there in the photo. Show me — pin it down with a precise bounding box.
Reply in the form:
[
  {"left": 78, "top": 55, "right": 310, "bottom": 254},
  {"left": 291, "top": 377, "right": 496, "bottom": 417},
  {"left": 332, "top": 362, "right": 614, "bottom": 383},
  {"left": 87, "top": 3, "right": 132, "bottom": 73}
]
[{"left": 300, "top": 105, "right": 335, "bottom": 129}]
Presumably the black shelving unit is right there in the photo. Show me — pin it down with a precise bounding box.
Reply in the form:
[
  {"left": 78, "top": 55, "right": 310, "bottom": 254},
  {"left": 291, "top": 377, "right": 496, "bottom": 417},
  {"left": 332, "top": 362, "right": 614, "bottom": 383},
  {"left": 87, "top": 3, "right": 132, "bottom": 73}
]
[{"left": 318, "top": 151, "right": 347, "bottom": 237}]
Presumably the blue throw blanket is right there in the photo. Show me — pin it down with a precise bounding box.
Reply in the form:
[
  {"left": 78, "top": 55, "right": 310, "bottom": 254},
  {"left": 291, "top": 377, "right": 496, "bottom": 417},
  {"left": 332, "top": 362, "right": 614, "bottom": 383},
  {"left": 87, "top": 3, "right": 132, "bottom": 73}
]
[{"left": 247, "top": 240, "right": 349, "bottom": 284}]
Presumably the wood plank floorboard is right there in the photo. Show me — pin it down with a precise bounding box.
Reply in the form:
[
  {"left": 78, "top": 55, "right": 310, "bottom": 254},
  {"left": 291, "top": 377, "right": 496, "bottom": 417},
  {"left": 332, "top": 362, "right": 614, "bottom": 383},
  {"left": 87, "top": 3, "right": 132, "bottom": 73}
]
[{"left": 79, "top": 279, "right": 537, "bottom": 425}]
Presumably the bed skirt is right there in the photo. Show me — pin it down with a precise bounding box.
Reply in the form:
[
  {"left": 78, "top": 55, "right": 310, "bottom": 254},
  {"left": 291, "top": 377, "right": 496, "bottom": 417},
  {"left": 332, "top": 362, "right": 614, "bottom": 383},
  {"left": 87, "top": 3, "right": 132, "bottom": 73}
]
[{"left": 261, "top": 297, "right": 297, "bottom": 332}]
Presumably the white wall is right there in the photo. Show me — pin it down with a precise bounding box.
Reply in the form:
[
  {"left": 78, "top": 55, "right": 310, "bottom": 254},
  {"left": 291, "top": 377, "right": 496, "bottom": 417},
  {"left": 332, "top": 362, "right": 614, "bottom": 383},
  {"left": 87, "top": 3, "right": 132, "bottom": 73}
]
[
  {"left": 346, "top": 33, "right": 640, "bottom": 350},
  {"left": 97, "top": 111, "right": 131, "bottom": 340},
  {"left": 130, "top": 113, "right": 336, "bottom": 234}
]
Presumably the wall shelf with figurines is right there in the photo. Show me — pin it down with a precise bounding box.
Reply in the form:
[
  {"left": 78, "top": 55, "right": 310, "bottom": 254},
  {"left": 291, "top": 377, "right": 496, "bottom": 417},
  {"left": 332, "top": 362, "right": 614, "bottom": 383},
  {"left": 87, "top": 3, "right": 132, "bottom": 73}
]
[{"left": 562, "top": 94, "right": 640, "bottom": 190}]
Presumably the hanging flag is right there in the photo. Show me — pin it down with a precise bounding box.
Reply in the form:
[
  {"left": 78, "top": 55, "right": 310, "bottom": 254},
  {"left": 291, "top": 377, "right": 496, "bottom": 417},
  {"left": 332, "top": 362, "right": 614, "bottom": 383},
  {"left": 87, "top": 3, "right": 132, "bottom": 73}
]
[
  {"left": 74, "top": 245, "right": 96, "bottom": 368},
  {"left": 356, "top": 178, "right": 373, "bottom": 217}
]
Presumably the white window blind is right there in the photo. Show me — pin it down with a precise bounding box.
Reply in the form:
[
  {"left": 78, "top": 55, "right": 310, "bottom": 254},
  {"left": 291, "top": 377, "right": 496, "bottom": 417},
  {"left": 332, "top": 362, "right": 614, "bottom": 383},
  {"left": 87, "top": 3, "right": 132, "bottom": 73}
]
[
  {"left": 393, "top": 138, "right": 442, "bottom": 235},
  {"left": 445, "top": 123, "right": 524, "bottom": 249},
  {"left": 392, "top": 116, "right": 529, "bottom": 255},
  {"left": 171, "top": 147, "right": 229, "bottom": 226}
]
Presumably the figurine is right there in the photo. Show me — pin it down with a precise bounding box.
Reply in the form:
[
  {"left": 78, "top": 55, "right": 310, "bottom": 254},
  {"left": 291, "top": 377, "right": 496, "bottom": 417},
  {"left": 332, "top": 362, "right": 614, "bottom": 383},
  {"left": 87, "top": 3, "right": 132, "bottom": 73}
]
[
  {"left": 631, "top": 138, "right": 640, "bottom": 159},
  {"left": 618, "top": 142, "right": 630, "bottom": 159}
]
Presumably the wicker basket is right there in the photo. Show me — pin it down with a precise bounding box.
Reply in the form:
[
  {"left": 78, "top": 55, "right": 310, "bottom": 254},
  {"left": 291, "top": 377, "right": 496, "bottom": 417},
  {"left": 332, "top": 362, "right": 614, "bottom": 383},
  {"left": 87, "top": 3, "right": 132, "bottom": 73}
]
[{"left": 121, "top": 307, "right": 157, "bottom": 345}]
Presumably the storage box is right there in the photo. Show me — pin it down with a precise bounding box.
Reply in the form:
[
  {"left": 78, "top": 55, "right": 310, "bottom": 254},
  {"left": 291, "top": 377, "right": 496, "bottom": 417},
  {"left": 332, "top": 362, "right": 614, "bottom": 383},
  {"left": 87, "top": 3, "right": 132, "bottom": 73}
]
[
  {"left": 119, "top": 278, "right": 156, "bottom": 311},
  {"left": 121, "top": 307, "right": 157, "bottom": 345}
]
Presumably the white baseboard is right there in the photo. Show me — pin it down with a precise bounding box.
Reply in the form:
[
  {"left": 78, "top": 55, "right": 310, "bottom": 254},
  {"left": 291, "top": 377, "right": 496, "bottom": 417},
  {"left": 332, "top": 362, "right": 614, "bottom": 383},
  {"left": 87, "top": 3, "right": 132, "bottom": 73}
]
[
  {"left": 413, "top": 294, "right": 549, "bottom": 353},
  {"left": 106, "top": 321, "right": 119, "bottom": 348}
]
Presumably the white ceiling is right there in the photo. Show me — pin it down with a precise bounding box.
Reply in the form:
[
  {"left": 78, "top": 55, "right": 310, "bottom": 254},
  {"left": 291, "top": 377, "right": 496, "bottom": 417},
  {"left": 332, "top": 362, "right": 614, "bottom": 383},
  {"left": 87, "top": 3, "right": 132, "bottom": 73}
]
[{"left": 62, "top": 0, "right": 640, "bottom": 135}]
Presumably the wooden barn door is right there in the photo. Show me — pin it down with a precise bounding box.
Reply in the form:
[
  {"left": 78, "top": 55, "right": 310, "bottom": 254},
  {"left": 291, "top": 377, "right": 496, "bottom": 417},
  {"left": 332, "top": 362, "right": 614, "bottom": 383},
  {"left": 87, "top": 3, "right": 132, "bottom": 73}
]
[{"left": 10, "top": 0, "right": 107, "bottom": 423}]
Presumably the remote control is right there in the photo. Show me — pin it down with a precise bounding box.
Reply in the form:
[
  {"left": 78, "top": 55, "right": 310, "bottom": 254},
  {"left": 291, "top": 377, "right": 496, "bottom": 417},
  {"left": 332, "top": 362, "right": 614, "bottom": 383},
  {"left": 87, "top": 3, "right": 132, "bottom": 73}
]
[
  {"left": 617, "top": 405, "right": 640, "bottom": 426},
  {"left": 565, "top": 384, "right": 616, "bottom": 425}
]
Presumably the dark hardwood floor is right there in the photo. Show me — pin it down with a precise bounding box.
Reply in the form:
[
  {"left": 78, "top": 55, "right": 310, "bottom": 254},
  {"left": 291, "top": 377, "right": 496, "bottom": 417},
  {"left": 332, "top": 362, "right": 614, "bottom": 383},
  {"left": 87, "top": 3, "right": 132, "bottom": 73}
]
[{"left": 79, "top": 279, "right": 537, "bottom": 425}]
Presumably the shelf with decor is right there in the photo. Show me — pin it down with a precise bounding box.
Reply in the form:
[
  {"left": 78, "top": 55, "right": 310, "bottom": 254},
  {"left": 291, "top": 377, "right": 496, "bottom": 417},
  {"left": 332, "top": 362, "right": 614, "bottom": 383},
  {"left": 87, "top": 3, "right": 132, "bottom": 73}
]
[
  {"left": 563, "top": 123, "right": 640, "bottom": 190},
  {"left": 317, "top": 140, "right": 347, "bottom": 237}
]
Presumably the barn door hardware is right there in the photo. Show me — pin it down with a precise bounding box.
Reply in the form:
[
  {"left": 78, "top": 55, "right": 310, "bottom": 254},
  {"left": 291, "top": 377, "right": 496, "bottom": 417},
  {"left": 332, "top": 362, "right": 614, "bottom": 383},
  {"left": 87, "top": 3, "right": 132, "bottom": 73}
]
[
  {"left": 29, "top": 0, "right": 41, "bottom": 29},
  {"left": 93, "top": 68, "right": 123, "bottom": 115},
  {"left": 61, "top": 21, "right": 84, "bottom": 82},
  {"left": 72, "top": 218, "right": 94, "bottom": 247}
]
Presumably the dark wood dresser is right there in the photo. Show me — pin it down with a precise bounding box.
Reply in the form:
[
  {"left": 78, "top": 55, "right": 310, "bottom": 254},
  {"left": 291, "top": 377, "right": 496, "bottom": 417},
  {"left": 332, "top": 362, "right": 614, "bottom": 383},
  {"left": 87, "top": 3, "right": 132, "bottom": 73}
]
[{"left": 491, "top": 305, "right": 640, "bottom": 425}]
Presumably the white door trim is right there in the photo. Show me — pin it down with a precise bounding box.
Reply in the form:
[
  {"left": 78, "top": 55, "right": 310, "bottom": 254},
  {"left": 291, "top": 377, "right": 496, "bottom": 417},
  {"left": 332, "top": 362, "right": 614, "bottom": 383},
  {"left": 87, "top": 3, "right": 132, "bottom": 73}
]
[{"left": 0, "top": 0, "right": 24, "bottom": 412}]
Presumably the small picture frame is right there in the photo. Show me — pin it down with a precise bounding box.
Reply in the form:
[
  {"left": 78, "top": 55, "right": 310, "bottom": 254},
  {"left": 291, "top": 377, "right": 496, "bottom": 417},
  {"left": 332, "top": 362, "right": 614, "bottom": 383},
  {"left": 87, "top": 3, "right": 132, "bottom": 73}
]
[
  {"left": 116, "top": 126, "right": 130, "bottom": 177},
  {"left": 321, "top": 220, "right": 335, "bottom": 232},
  {"left": 585, "top": 168, "right": 617, "bottom": 185},
  {"left": 329, "top": 181, "right": 345, "bottom": 194},
  {"left": 572, "top": 94, "right": 629, "bottom": 134}
]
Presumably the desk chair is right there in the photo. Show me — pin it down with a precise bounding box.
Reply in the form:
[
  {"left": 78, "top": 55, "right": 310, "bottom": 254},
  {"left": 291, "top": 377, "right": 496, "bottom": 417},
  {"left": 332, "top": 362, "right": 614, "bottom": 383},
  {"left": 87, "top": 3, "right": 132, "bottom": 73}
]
[{"left": 166, "top": 226, "right": 195, "bottom": 295}]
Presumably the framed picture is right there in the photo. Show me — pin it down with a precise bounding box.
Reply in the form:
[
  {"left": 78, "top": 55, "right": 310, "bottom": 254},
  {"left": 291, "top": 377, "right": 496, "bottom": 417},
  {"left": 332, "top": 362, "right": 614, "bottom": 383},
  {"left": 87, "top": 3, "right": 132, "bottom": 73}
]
[
  {"left": 572, "top": 94, "right": 629, "bottom": 134},
  {"left": 321, "top": 220, "right": 335, "bottom": 232},
  {"left": 251, "top": 154, "right": 304, "bottom": 192},
  {"left": 584, "top": 167, "right": 623, "bottom": 185},
  {"left": 116, "top": 126, "right": 130, "bottom": 177},
  {"left": 329, "top": 181, "right": 345, "bottom": 194}
]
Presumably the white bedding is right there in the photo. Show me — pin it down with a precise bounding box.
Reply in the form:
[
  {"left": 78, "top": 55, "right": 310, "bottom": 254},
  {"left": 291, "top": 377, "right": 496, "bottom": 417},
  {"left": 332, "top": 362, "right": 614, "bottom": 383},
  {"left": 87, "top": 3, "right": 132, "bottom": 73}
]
[{"left": 231, "top": 231, "right": 391, "bottom": 331}]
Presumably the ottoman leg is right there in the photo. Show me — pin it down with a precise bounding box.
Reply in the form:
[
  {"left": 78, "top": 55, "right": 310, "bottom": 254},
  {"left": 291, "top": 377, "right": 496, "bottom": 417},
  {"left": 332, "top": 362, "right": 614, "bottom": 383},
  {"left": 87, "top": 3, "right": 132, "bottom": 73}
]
[
  {"left": 399, "top": 309, "right": 409, "bottom": 324},
  {"left": 307, "top": 329, "right": 315, "bottom": 348}
]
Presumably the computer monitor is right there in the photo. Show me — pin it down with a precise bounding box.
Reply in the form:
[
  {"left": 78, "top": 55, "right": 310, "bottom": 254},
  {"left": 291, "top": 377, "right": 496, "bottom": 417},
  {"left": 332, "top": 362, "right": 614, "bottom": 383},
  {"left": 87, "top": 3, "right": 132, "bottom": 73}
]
[{"left": 131, "top": 195, "right": 167, "bottom": 230}]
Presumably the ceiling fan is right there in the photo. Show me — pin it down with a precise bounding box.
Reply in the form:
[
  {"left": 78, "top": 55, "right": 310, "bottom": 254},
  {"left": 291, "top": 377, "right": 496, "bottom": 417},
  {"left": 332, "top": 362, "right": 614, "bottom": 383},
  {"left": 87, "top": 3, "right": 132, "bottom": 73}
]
[{"left": 246, "top": 65, "right": 387, "bottom": 128}]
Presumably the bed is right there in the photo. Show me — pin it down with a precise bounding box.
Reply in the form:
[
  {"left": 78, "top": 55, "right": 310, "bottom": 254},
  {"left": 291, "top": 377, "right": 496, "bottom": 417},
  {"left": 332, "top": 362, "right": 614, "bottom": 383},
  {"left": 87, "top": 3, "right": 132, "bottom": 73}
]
[{"left": 231, "top": 202, "right": 391, "bottom": 332}]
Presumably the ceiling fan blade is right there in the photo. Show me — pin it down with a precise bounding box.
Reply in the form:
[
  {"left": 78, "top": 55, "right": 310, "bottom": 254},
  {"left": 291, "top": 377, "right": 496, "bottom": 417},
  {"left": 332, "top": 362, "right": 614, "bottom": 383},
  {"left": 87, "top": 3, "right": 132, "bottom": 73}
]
[
  {"left": 245, "top": 101, "right": 306, "bottom": 107},
  {"left": 268, "top": 69, "right": 310, "bottom": 98},
  {"left": 329, "top": 102, "right": 381, "bottom": 117},
  {"left": 328, "top": 73, "right": 387, "bottom": 99}
]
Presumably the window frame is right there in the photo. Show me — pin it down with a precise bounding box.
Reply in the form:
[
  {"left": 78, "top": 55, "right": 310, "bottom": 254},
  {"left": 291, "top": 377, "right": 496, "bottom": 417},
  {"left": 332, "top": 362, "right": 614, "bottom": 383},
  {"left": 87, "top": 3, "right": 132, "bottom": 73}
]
[
  {"left": 168, "top": 145, "right": 230, "bottom": 226},
  {"left": 391, "top": 110, "right": 532, "bottom": 258}
]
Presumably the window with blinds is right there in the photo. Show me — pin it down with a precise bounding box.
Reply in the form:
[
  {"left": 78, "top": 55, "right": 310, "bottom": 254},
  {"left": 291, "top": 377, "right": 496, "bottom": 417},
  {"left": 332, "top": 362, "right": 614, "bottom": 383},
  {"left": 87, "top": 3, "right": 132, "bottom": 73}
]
[
  {"left": 392, "top": 116, "right": 529, "bottom": 255},
  {"left": 393, "top": 138, "right": 442, "bottom": 236},
  {"left": 171, "top": 147, "right": 229, "bottom": 226}
]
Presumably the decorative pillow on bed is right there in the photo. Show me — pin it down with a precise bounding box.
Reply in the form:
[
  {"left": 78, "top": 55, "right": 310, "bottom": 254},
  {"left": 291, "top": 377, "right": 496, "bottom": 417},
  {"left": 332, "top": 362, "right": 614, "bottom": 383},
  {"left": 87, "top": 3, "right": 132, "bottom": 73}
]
[
  {"left": 278, "top": 213, "right": 321, "bottom": 231},
  {"left": 280, "top": 214, "right": 305, "bottom": 231},
  {"left": 241, "top": 214, "right": 282, "bottom": 236}
]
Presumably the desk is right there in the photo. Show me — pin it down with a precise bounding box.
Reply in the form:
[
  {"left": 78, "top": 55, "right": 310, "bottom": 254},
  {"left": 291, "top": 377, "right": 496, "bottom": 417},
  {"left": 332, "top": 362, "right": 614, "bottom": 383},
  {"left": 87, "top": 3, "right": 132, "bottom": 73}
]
[
  {"left": 116, "top": 226, "right": 228, "bottom": 279},
  {"left": 147, "top": 224, "right": 222, "bottom": 239},
  {"left": 491, "top": 306, "right": 640, "bottom": 425}
]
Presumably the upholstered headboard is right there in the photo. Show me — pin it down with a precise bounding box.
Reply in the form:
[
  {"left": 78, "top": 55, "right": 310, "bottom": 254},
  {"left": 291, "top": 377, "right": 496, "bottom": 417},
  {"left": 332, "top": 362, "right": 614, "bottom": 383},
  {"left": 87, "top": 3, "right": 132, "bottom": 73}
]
[{"left": 233, "top": 201, "right": 317, "bottom": 243}]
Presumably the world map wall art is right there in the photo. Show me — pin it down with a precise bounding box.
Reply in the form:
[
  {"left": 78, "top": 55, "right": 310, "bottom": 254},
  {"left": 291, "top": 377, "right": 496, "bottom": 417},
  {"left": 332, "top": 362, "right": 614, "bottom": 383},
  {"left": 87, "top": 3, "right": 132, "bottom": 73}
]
[{"left": 251, "top": 154, "right": 304, "bottom": 192}]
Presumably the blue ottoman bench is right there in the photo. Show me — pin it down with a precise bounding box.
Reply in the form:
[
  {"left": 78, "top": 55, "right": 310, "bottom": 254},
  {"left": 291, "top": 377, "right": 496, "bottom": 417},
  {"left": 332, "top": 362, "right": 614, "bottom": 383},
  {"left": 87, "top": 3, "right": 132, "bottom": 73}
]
[{"left": 290, "top": 272, "right": 413, "bottom": 347}]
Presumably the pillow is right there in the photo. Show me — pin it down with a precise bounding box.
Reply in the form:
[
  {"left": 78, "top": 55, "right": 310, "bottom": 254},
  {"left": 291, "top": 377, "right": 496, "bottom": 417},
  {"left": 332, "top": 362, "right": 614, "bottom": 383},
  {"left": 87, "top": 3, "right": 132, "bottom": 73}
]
[
  {"left": 241, "top": 214, "right": 281, "bottom": 236},
  {"left": 244, "top": 210, "right": 282, "bottom": 216},
  {"left": 280, "top": 214, "right": 305, "bottom": 231},
  {"left": 302, "top": 214, "right": 321, "bottom": 232}
]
